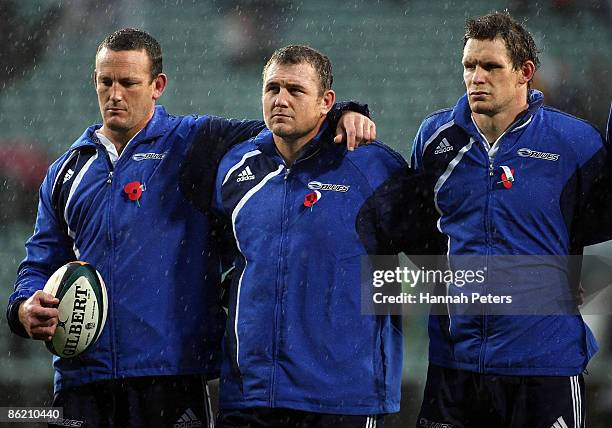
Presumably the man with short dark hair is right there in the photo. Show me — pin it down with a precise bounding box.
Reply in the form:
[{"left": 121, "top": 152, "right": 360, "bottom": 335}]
[
  {"left": 212, "top": 45, "right": 407, "bottom": 428},
  {"left": 97, "top": 27, "right": 164, "bottom": 78},
  {"left": 411, "top": 12, "right": 608, "bottom": 428},
  {"left": 6, "top": 29, "right": 374, "bottom": 427},
  {"left": 261, "top": 44, "right": 334, "bottom": 93}
]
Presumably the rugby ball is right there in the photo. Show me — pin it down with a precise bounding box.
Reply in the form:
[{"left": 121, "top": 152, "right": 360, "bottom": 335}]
[{"left": 42, "top": 261, "right": 108, "bottom": 358}]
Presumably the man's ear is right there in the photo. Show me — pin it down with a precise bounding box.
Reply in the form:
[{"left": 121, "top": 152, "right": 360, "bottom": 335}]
[
  {"left": 321, "top": 89, "right": 336, "bottom": 115},
  {"left": 92, "top": 70, "right": 97, "bottom": 89},
  {"left": 519, "top": 60, "right": 536, "bottom": 85},
  {"left": 152, "top": 73, "right": 168, "bottom": 100}
]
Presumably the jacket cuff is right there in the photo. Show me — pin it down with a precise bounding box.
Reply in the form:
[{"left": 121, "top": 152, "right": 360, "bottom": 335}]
[
  {"left": 327, "top": 101, "right": 370, "bottom": 126},
  {"left": 7, "top": 298, "right": 30, "bottom": 339}
]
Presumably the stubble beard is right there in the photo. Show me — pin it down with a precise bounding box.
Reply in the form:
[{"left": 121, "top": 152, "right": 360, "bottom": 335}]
[
  {"left": 470, "top": 99, "right": 500, "bottom": 117},
  {"left": 271, "top": 123, "right": 302, "bottom": 142}
]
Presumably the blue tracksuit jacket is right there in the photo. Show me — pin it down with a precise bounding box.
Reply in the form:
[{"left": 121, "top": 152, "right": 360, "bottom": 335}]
[
  {"left": 213, "top": 124, "right": 406, "bottom": 415},
  {"left": 6, "top": 106, "right": 265, "bottom": 391},
  {"left": 410, "top": 90, "right": 608, "bottom": 376}
]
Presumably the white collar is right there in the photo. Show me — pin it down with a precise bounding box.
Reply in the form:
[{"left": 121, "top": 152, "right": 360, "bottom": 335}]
[{"left": 95, "top": 130, "right": 140, "bottom": 165}]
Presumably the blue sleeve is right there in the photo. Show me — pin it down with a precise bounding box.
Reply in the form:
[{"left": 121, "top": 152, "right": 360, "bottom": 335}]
[
  {"left": 575, "top": 125, "right": 611, "bottom": 246},
  {"left": 7, "top": 164, "right": 76, "bottom": 337},
  {"left": 327, "top": 101, "right": 370, "bottom": 125},
  {"left": 361, "top": 167, "right": 440, "bottom": 256},
  {"left": 346, "top": 141, "right": 407, "bottom": 190},
  {"left": 353, "top": 143, "right": 407, "bottom": 254},
  {"left": 212, "top": 143, "right": 244, "bottom": 271},
  {"left": 180, "top": 116, "right": 265, "bottom": 213},
  {"left": 354, "top": 141, "right": 441, "bottom": 255}
]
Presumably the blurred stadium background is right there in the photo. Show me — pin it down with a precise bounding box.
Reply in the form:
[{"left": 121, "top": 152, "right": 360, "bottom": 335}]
[{"left": 1, "top": 0, "right": 610, "bottom": 425}]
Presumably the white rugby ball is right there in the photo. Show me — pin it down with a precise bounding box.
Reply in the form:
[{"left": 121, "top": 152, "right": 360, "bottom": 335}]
[{"left": 42, "top": 261, "right": 108, "bottom": 358}]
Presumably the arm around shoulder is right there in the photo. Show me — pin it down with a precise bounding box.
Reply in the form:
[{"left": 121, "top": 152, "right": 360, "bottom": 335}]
[{"left": 181, "top": 116, "right": 266, "bottom": 213}]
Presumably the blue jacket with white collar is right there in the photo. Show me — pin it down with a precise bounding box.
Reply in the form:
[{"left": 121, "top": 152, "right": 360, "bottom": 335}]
[
  {"left": 410, "top": 90, "right": 608, "bottom": 376},
  {"left": 213, "top": 124, "right": 406, "bottom": 415},
  {"left": 7, "top": 106, "right": 266, "bottom": 391}
]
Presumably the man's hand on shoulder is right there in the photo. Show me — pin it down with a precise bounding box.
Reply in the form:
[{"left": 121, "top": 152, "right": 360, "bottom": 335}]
[
  {"left": 334, "top": 111, "right": 377, "bottom": 151},
  {"left": 18, "top": 290, "right": 59, "bottom": 341}
]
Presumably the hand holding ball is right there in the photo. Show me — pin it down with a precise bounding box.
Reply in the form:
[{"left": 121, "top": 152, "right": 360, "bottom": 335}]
[{"left": 41, "top": 261, "right": 108, "bottom": 358}]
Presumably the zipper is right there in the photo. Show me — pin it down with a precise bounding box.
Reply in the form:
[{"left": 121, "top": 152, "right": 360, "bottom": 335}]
[
  {"left": 268, "top": 147, "right": 316, "bottom": 404},
  {"left": 479, "top": 154, "right": 493, "bottom": 373},
  {"left": 472, "top": 114, "right": 531, "bottom": 373},
  {"left": 270, "top": 163, "right": 289, "bottom": 406},
  {"left": 479, "top": 152, "right": 498, "bottom": 373},
  {"left": 100, "top": 147, "right": 118, "bottom": 379},
  {"left": 104, "top": 150, "right": 117, "bottom": 379},
  {"left": 99, "top": 148, "right": 114, "bottom": 251},
  {"left": 94, "top": 132, "right": 146, "bottom": 379}
]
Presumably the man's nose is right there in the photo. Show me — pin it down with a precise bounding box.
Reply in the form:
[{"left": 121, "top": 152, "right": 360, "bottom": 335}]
[
  {"left": 274, "top": 88, "right": 289, "bottom": 107},
  {"left": 471, "top": 66, "right": 486, "bottom": 84},
  {"left": 109, "top": 83, "right": 123, "bottom": 101}
]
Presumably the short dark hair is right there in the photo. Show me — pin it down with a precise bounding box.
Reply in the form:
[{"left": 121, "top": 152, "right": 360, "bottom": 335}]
[
  {"left": 262, "top": 45, "right": 333, "bottom": 94},
  {"left": 96, "top": 28, "right": 163, "bottom": 80},
  {"left": 464, "top": 12, "right": 540, "bottom": 71}
]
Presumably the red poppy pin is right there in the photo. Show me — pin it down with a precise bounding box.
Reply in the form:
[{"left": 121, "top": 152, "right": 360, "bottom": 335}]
[
  {"left": 498, "top": 166, "right": 515, "bottom": 189},
  {"left": 123, "top": 181, "right": 146, "bottom": 207},
  {"left": 304, "top": 190, "right": 321, "bottom": 210}
]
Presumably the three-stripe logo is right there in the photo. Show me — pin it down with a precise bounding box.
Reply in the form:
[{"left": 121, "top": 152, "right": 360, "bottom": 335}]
[
  {"left": 551, "top": 416, "right": 568, "bottom": 428},
  {"left": 174, "top": 408, "right": 202, "bottom": 428},
  {"left": 236, "top": 166, "right": 255, "bottom": 182},
  {"left": 434, "top": 138, "right": 454, "bottom": 155}
]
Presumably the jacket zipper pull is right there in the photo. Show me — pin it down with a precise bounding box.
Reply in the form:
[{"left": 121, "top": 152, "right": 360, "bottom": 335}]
[
  {"left": 107, "top": 171, "right": 113, "bottom": 184},
  {"left": 284, "top": 168, "right": 290, "bottom": 180}
]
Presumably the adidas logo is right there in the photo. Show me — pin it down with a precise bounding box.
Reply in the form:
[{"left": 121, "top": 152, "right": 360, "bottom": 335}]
[
  {"left": 418, "top": 417, "right": 455, "bottom": 428},
  {"left": 174, "top": 408, "right": 202, "bottom": 428},
  {"left": 236, "top": 166, "right": 255, "bottom": 182},
  {"left": 63, "top": 168, "right": 74, "bottom": 184},
  {"left": 550, "top": 416, "right": 568, "bottom": 428},
  {"left": 434, "top": 138, "right": 453, "bottom": 155}
]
